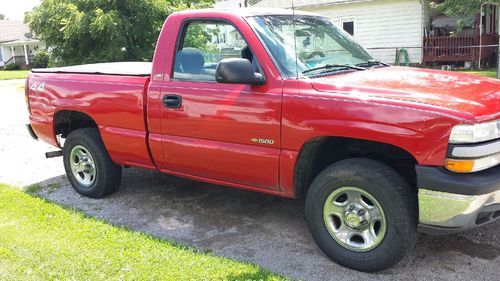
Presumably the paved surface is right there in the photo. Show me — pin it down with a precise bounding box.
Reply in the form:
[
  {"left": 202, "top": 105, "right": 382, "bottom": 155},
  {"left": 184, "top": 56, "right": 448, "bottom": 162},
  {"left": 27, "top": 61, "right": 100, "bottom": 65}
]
[{"left": 1, "top": 80, "right": 499, "bottom": 281}]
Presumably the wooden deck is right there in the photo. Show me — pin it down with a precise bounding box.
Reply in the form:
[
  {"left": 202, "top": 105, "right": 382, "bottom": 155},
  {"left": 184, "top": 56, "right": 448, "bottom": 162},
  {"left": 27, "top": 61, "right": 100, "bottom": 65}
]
[{"left": 423, "top": 34, "right": 498, "bottom": 63}]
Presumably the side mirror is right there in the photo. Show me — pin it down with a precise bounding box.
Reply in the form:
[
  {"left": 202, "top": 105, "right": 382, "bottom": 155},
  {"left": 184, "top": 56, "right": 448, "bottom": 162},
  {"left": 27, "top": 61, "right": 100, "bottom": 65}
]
[{"left": 215, "top": 58, "right": 265, "bottom": 85}]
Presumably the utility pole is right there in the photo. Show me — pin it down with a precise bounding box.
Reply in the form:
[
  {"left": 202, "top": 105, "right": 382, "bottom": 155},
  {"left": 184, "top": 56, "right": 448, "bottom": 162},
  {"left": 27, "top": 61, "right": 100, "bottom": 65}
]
[
  {"left": 479, "top": 4, "right": 483, "bottom": 69},
  {"left": 497, "top": 3, "right": 499, "bottom": 78}
]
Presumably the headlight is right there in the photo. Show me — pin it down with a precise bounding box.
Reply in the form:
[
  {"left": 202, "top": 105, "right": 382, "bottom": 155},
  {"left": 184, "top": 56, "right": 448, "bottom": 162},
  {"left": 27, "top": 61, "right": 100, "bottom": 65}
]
[
  {"left": 446, "top": 120, "right": 500, "bottom": 173},
  {"left": 449, "top": 120, "right": 500, "bottom": 144}
]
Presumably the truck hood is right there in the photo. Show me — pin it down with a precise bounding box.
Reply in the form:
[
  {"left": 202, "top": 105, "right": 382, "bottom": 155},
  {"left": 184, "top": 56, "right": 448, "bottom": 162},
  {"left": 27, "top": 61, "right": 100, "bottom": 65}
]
[{"left": 311, "top": 67, "right": 500, "bottom": 122}]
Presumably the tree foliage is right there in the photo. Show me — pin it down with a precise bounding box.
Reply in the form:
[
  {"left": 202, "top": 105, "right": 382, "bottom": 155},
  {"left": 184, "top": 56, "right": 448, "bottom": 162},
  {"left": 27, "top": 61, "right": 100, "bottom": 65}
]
[
  {"left": 0, "top": 13, "right": 5, "bottom": 20},
  {"left": 430, "top": 0, "right": 499, "bottom": 29},
  {"left": 33, "top": 50, "right": 50, "bottom": 68},
  {"left": 25, "top": 0, "right": 213, "bottom": 66},
  {"left": 183, "top": 23, "right": 221, "bottom": 51}
]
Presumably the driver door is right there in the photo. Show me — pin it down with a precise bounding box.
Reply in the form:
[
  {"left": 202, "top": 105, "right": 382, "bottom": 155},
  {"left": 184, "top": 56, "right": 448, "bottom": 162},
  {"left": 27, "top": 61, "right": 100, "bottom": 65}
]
[{"left": 156, "top": 19, "right": 282, "bottom": 191}]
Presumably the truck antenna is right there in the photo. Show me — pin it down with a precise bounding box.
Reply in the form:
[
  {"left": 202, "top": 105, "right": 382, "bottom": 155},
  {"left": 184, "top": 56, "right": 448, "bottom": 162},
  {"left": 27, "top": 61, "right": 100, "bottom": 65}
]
[{"left": 291, "top": 0, "right": 299, "bottom": 79}]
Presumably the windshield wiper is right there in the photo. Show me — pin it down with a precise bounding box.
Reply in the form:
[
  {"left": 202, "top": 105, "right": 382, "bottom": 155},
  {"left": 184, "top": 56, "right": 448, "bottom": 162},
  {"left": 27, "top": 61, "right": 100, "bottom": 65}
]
[
  {"left": 302, "top": 64, "right": 365, "bottom": 75},
  {"left": 355, "top": 60, "right": 389, "bottom": 68}
]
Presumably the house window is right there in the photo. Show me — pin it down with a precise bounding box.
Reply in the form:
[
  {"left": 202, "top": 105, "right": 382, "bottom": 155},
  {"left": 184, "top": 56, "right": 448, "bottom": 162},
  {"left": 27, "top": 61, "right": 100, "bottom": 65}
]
[{"left": 342, "top": 21, "right": 354, "bottom": 36}]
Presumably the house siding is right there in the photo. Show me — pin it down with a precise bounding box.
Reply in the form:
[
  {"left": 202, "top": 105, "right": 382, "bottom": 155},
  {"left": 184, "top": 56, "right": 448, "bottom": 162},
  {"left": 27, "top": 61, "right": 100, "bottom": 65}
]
[
  {"left": 303, "top": 0, "right": 426, "bottom": 63},
  {"left": 253, "top": 0, "right": 429, "bottom": 64}
]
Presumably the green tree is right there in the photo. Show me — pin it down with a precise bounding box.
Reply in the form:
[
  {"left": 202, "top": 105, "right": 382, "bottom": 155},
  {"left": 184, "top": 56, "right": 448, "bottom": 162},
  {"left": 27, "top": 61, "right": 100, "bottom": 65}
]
[
  {"left": 431, "top": 0, "right": 499, "bottom": 29},
  {"left": 25, "top": 0, "right": 213, "bottom": 66},
  {"left": 0, "top": 13, "right": 5, "bottom": 20},
  {"left": 33, "top": 50, "right": 50, "bottom": 68}
]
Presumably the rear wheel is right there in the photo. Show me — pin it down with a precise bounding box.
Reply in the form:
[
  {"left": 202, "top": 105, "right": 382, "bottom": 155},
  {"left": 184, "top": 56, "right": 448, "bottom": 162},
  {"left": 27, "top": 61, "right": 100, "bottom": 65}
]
[
  {"left": 305, "top": 158, "right": 416, "bottom": 272},
  {"left": 63, "top": 128, "right": 122, "bottom": 198}
]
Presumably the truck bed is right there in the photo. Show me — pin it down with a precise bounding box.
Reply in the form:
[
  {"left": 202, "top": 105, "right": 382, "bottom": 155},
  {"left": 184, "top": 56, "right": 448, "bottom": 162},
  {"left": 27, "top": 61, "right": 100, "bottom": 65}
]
[
  {"left": 27, "top": 67, "right": 154, "bottom": 169},
  {"left": 32, "top": 62, "right": 152, "bottom": 76}
]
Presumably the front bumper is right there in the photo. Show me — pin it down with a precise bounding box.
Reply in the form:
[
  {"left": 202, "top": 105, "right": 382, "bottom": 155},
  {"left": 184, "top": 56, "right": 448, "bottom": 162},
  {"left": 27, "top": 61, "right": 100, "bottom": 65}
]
[{"left": 416, "top": 165, "right": 500, "bottom": 234}]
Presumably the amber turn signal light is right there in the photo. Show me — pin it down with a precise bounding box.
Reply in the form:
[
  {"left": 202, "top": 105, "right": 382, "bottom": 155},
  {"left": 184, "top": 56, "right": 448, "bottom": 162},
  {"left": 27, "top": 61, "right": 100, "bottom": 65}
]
[{"left": 445, "top": 159, "right": 474, "bottom": 173}]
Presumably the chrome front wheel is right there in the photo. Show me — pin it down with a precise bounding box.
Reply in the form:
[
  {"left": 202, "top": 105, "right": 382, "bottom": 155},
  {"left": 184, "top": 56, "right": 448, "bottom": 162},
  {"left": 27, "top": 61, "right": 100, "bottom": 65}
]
[
  {"left": 323, "top": 186, "right": 387, "bottom": 252},
  {"left": 305, "top": 158, "right": 416, "bottom": 272}
]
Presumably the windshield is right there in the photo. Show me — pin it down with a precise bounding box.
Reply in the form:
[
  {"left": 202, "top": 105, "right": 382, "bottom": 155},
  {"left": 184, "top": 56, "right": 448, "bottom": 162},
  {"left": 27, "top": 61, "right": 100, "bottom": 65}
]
[{"left": 247, "top": 15, "right": 374, "bottom": 77}]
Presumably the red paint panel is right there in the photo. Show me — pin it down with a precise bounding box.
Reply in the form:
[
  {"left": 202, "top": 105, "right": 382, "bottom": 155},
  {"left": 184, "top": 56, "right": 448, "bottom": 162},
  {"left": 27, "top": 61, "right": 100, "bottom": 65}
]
[
  {"left": 159, "top": 82, "right": 282, "bottom": 147},
  {"left": 147, "top": 133, "right": 164, "bottom": 164},
  {"left": 99, "top": 126, "right": 155, "bottom": 169},
  {"left": 29, "top": 115, "right": 58, "bottom": 147},
  {"left": 160, "top": 135, "right": 280, "bottom": 190},
  {"left": 27, "top": 72, "right": 153, "bottom": 167},
  {"left": 157, "top": 167, "right": 283, "bottom": 197},
  {"left": 279, "top": 149, "right": 298, "bottom": 198},
  {"left": 311, "top": 67, "right": 500, "bottom": 122},
  {"left": 279, "top": 79, "right": 485, "bottom": 168}
]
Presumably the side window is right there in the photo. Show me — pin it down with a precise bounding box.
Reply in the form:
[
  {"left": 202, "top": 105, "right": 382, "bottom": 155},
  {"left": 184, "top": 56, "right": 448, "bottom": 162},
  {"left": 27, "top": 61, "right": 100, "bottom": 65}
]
[{"left": 173, "top": 21, "right": 256, "bottom": 81}]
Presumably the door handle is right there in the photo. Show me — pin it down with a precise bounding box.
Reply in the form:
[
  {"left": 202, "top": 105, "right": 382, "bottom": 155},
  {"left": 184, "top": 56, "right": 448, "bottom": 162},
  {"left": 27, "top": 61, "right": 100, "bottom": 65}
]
[{"left": 163, "top": 95, "right": 182, "bottom": 108}]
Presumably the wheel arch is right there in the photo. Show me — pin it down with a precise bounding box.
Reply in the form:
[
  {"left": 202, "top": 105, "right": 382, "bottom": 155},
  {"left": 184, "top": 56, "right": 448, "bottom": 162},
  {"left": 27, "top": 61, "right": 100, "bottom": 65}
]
[
  {"left": 53, "top": 110, "right": 98, "bottom": 141},
  {"left": 294, "top": 136, "right": 418, "bottom": 199}
]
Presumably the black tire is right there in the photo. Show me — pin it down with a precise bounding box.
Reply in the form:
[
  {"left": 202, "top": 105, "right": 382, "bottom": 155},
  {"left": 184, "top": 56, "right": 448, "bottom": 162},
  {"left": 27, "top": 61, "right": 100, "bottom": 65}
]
[
  {"left": 305, "top": 158, "right": 417, "bottom": 272},
  {"left": 63, "top": 127, "right": 122, "bottom": 198}
]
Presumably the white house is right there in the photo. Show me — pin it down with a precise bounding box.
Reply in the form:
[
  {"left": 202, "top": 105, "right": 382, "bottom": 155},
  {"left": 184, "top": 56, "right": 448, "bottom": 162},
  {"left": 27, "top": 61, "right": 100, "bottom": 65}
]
[
  {"left": 210, "top": 23, "right": 246, "bottom": 51},
  {"left": 217, "top": 0, "right": 499, "bottom": 66},
  {"left": 0, "top": 20, "right": 43, "bottom": 68},
  {"left": 250, "top": 0, "right": 430, "bottom": 64}
]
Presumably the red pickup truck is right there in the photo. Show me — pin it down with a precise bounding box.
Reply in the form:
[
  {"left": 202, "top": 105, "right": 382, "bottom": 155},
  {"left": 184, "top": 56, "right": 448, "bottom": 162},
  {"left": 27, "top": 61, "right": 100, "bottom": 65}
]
[{"left": 26, "top": 9, "right": 499, "bottom": 272}]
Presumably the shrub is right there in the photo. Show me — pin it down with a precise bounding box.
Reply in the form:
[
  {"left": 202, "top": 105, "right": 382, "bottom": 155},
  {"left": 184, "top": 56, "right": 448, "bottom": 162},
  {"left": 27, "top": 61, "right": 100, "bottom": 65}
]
[
  {"left": 33, "top": 50, "right": 50, "bottom": 68},
  {"left": 4, "top": 63, "right": 21, "bottom": 70}
]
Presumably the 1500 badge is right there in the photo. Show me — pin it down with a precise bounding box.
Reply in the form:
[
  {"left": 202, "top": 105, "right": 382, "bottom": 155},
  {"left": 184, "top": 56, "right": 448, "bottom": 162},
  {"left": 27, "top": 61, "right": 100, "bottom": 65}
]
[{"left": 250, "top": 138, "right": 275, "bottom": 145}]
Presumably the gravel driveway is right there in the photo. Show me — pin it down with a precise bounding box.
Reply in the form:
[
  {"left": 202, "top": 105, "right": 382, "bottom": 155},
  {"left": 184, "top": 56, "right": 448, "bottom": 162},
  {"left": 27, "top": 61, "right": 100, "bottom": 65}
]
[{"left": 1, "top": 79, "right": 499, "bottom": 281}]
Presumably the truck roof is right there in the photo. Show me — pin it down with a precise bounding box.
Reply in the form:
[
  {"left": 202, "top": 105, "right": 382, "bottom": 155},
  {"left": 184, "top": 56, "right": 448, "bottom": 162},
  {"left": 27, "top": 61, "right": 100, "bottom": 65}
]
[{"left": 176, "top": 8, "right": 322, "bottom": 18}]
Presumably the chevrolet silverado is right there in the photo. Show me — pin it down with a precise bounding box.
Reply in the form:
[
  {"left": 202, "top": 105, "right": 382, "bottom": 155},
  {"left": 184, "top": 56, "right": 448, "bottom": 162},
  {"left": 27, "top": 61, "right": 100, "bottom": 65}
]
[{"left": 26, "top": 8, "right": 500, "bottom": 272}]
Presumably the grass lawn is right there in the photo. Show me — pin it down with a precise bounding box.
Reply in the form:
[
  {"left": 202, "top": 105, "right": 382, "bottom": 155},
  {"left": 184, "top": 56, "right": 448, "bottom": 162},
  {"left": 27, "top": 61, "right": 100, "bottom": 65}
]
[
  {"left": 0, "top": 184, "right": 285, "bottom": 281},
  {"left": 456, "top": 69, "right": 498, "bottom": 79},
  {"left": 0, "top": 70, "right": 30, "bottom": 80}
]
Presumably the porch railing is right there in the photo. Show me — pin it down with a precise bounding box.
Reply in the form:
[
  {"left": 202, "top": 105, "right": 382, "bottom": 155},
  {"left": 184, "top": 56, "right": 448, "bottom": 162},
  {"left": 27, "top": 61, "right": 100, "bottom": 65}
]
[
  {"left": 423, "top": 34, "right": 498, "bottom": 63},
  {"left": 3, "top": 55, "right": 34, "bottom": 66}
]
